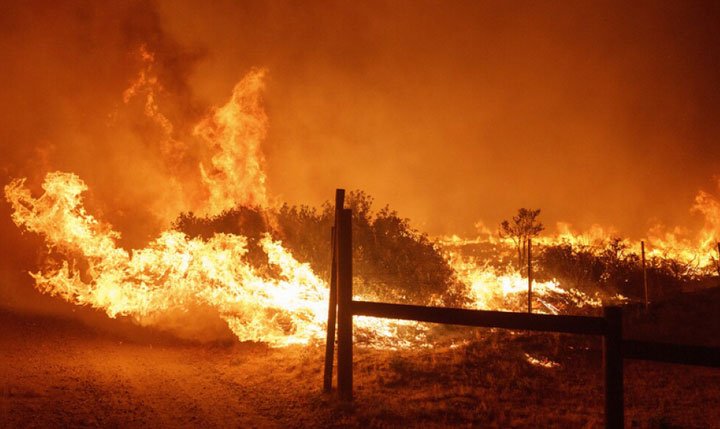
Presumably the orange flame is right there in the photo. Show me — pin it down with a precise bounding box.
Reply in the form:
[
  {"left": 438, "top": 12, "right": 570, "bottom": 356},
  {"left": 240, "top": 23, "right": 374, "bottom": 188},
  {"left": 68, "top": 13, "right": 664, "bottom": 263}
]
[
  {"left": 122, "top": 45, "right": 184, "bottom": 161},
  {"left": 5, "top": 172, "right": 326, "bottom": 346},
  {"left": 195, "top": 69, "right": 269, "bottom": 214},
  {"left": 445, "top": 251, "right": 603, "bottom": 314}
]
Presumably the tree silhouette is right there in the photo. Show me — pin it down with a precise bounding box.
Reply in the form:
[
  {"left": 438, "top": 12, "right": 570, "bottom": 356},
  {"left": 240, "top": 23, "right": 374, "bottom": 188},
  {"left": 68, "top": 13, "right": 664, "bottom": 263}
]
[{"left": 499, "top": 208, "right": 544, "bottom": 272}]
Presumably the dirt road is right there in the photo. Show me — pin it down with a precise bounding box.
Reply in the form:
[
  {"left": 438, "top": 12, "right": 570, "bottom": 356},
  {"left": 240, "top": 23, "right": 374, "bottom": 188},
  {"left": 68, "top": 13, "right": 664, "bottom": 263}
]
[{"left": 0, "top": 308, "right": 337, "bottom": 428}]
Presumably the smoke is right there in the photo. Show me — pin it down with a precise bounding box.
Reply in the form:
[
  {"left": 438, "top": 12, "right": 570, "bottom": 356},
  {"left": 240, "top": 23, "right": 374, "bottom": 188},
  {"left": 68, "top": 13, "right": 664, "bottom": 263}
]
[
  {"left": 0, "top": 0, "right": 204, "bottom": 239},
  {"left": 2, "top": 1, "right": 720, "bottom": 321},
  {"left": 149, "top": 0, "right": 720, "bottom": 238},
  {"left": 0, "top": 0, "right": 206, "bottom": 317}
]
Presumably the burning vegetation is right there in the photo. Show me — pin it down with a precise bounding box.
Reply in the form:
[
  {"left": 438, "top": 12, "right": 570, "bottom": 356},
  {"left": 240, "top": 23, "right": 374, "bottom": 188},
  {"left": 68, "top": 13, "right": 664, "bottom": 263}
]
[
  {"left": 4, "top": 49, "right": 720, "bottom": 349},
  {"left": 8, "top": 164, "right": 711, "bottom": 347}
]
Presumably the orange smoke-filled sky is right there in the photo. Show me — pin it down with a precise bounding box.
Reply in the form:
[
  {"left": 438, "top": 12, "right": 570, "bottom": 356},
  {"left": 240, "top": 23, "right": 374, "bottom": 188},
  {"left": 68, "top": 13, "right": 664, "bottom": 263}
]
[{"left": 2, "top": 0, "right": 720, "bottom": 245}]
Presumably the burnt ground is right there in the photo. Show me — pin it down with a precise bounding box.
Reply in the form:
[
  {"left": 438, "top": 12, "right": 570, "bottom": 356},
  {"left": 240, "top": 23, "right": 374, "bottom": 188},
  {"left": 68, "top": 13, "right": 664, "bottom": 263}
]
[{"left": 1, "top": 288, "right": 720, "bottom": 428}]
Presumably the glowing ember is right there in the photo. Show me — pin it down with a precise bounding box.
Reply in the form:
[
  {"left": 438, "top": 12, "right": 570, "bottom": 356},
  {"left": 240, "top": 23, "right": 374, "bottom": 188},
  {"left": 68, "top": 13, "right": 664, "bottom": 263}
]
[{"left": 524, "top": 353, "right": 560, "bottom": 368}]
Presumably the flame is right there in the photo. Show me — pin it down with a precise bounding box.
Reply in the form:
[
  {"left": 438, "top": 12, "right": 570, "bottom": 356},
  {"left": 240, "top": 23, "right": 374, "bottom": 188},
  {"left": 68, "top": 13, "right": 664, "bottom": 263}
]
[
  {"left": 4, "top": 171, "right": 433, "bottom": 347},
  {"left": 122, "top": 46, "right": 269, "bottom": 219},
  {"left": 6, "top": 167, "right": 719, "bottom": 345},
  {"left": 122, "top": 45, "right": 184, "bottom": 162},
  {"left": 195, "top": 69, "right": 269, "bottom": 214},
  {"left": 524, "top": 353, "right": 560, "bottom": 368},
  {"left": 5, "top": 172, "right": 326, "bottom": 346},
  {"left": 691, "top": 179, "right": 720, "bottom": 258},
  {"left": 3, "top": 55, "right": 421, "bottom": 348},
  {"left": 445, "top": 251, "right": 602, "bottom": 314},
  {"left": 442, "top": 184, "right": 720, "bottom": 314}
]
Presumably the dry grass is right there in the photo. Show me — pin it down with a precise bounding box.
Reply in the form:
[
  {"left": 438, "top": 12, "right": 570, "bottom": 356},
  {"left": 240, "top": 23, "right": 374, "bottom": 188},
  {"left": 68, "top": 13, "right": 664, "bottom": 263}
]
[{"left": 345, "top": 331, "right": 719, "bottom": 428}]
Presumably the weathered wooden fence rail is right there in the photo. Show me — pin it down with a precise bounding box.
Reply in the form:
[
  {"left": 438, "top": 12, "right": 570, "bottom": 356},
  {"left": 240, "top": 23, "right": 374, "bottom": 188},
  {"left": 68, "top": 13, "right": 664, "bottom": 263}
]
[
  {"left": 323, "top": 189, "right": 720, "bottom": 429},
  {"left": 351, "top": 300, "right": 608, "bottom": 335},
  {"left": 623, "top": 339, "right": 720, "bottom": 367}
]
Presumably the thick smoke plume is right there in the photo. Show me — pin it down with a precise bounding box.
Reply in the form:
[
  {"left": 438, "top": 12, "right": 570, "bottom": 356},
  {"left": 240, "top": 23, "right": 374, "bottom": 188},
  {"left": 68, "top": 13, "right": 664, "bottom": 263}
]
[{"left": 0, "top": 1, "right": 208, "bottom": 317}]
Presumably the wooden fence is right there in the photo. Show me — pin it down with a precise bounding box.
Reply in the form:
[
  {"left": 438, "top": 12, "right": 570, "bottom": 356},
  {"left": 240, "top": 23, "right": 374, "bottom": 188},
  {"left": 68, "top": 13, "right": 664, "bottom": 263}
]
[{"left": 322, "top": 189, "right": 720, "bottom": 429}]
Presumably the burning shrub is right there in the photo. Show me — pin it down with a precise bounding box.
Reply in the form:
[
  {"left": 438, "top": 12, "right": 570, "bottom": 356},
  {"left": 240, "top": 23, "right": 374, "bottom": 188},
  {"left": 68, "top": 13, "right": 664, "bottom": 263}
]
[
  {"left": 173, "top": 190, "right": 467, "bottom": 307},
  {"left": 536, "top": 237, "right": 690, "bottom": 301},
  {"left": 172, "top": 206, "right": 274, "bottom": 275},
  {"left": 535, "top": 243, "right": 605, "bottom": 291}
]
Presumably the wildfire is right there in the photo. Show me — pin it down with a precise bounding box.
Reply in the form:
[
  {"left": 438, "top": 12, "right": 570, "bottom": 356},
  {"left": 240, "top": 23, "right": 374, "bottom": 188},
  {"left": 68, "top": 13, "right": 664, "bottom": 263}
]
[
  {"left": 0, "top": 167, "right": 611, "bottom": 347},
  {"left": 445, "top": 251, "right": 603, "bottom": 314},
  {"left": 5, "top": 46, "right": 720, "bottom": 348},
  {"left": 195, "top": 68, "right": 270, "bottom": 214},
  {"left": 3, "top": 50, "right": 322, "bottom": 346},
  {"left": 5, "top": 172, "right": 327, "bottom": 346},
  {"left": 6, "top": 167, "right": 719, "bottom": 346}
]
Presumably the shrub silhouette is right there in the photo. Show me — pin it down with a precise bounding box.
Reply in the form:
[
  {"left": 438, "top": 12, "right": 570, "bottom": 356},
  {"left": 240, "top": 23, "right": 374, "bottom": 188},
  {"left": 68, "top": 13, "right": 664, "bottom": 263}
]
[
  {"left": 172, "top": 190, "right": 466, "bottom": 306},
  {"left": 536, "top": 237, "right": 689, "bottom": 300}
]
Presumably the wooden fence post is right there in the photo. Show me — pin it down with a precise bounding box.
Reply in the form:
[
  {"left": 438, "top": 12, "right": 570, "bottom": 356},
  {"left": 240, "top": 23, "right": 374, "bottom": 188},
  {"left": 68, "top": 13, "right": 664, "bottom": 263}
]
[
  {"left": 323, "top": 189, "right": 344, "bottom": 392},
  {"left": 337, "top": 208, "right": 353, "bottom": 401},
  {"left": 323, "top": 227, "right": 338, "bottom": 392},
  {"left": 603, "top": 306, "right": 623, "bottom": 429},
  {"left": 641, "top": 241, "right": 648, "bottom": 310},
  {"left": 527, "top": 239, "right": 533, "bottom": 314}
]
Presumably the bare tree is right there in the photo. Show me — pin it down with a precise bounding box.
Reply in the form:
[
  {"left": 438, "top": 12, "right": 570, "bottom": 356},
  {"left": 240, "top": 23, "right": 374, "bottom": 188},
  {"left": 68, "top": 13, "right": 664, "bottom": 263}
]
[{"left": 500, "top": 208, "right": 544, "bottom": 271}]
